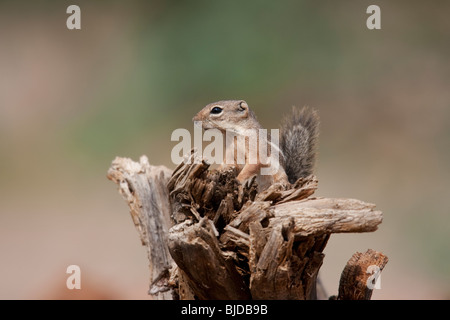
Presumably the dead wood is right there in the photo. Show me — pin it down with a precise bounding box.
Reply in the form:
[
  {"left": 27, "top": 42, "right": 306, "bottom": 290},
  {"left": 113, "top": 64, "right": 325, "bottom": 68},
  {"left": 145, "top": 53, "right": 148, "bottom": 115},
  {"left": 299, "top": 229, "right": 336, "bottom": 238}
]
[
  {"left": 107, "top": 156, "right": 175, "bottom": 299},
  {"left": 108, "top": 150, "right": 387, "bottom": 300},
  {"left": 337, "top": 249, "right": 389, "bottom": 300},
  {"left": 168, "top": 218, "right": 251, "bottom": 300}
]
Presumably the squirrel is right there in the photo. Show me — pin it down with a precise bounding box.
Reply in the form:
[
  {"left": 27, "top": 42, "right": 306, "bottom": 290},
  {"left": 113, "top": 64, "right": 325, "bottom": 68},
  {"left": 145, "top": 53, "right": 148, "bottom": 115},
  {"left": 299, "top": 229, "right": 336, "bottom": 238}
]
[{"left": 192, "top": 100, "right": 319, "bottom": 190}]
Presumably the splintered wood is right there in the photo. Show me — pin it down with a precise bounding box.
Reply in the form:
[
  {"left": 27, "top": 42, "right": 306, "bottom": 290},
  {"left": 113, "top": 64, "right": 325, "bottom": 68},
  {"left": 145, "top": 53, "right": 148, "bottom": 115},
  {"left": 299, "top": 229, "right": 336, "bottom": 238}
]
[
  {"left": 337, "top": 249, "right": 389, "bottom": 300},
  {"left": 108, "top": 150, "right": 386, "bottom": 300},
  {"left": 107, "top": 156, "right": 174, "bottom": 300}
]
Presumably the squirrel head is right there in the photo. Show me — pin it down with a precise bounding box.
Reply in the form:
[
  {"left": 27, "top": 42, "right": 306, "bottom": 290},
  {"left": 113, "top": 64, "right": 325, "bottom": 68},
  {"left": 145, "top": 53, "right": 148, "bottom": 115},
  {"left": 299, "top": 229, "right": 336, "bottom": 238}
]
[{"left": 192, "top": 100, "right": 260, "bottom": 133}]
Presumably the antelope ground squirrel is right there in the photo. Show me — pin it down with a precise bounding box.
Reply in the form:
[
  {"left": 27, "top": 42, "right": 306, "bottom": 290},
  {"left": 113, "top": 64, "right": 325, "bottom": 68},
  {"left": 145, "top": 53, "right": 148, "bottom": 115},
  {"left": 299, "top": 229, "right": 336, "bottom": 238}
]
[{"left": 192, "top": 100, "right": 319, "bottom": 190}]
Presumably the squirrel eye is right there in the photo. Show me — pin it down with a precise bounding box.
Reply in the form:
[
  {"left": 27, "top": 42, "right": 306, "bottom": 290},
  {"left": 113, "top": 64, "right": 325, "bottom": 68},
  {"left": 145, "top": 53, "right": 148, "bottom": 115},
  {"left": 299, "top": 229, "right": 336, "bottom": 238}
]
[{"left": 210, "top": 106, "right": 223, "bottom": 114}]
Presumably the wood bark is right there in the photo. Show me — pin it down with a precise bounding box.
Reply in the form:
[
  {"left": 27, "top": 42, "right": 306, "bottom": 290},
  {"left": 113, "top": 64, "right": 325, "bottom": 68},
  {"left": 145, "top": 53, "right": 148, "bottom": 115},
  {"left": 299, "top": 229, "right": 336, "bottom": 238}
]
[
  {"left": 108, "top": 151, "right": 387, "bottom": 300},
  {"left": 107, "top": 156, "right": 175, "bottom": 299},
  {"left": 168, "top": 218, "right": 251, "bottom": 300},
  {"left": 337, "top": 249, "right": 389, "bottom": 300}
]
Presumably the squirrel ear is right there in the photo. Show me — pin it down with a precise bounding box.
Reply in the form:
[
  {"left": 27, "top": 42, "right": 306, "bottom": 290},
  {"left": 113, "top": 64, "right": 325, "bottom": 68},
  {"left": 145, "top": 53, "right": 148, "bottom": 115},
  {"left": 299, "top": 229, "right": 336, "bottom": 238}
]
[{"left": 238, "top": 101, "right": 248, "bottom": 113}]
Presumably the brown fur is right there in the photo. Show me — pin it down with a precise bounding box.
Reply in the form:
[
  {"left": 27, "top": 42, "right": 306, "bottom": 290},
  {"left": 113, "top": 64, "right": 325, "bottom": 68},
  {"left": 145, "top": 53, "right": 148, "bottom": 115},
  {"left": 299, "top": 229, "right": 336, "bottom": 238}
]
[{"left": 193, "top": 100, "right": 318, "bottom": 188}]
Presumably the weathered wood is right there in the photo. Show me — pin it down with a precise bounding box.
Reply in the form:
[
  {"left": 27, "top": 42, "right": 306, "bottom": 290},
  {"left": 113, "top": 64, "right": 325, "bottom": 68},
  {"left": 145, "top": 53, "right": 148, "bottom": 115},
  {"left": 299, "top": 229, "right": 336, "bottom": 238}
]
[
  {"left": 220, "top": 225, "right": 251, "bottom": 259},
  {"left": 271, "top": 197, "right": 383, "bottom": 237},
  {"left": 249, "top": 220, "right": 305, "bottom": 299},
  {"left": 255, "top": 175, "right": 318, "bottom": 203},
  {"left": 107, "top": 156, "right": 175, "bottom": 300},
  {"left": 337, "top": 249, "right": 389, "bottom": 300},
  {"left": 108, "top": 151, "right": 387, "bottom": 300},
  {"left": 248, "top": 218, "right": 328, "bottom": 300},
  {"left": 168, "top": 218, "right": 251, "bottom": 300},
  {"left": 228, "top": 201, "right": 272, "bottom": 233}
]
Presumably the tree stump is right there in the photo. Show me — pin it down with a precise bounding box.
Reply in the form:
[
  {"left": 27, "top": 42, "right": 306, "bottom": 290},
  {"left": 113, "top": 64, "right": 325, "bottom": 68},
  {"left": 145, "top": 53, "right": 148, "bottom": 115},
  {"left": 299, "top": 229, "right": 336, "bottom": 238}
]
[{"left": 107, "top": 150, "right": 387, "bottom": 300}]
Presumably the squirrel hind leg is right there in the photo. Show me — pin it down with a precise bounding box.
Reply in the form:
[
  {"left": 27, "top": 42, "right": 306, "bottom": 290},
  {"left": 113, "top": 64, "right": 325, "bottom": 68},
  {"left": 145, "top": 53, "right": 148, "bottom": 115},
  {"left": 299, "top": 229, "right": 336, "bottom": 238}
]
[{"left": 236, "top": 164, "right": 261, "bottom": 183}]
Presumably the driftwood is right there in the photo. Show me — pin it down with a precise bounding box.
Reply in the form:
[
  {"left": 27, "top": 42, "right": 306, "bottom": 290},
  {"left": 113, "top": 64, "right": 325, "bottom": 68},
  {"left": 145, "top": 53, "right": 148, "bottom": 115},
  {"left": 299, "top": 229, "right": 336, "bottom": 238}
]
[{"left": 107, "top": 150, "right": 387, "bottom": 300}]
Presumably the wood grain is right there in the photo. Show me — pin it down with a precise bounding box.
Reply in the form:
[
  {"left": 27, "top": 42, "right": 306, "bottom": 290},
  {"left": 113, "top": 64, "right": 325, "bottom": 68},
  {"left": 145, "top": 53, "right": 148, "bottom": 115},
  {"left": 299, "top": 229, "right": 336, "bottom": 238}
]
[{"left": 108, "top": 150, "right": 387, "bottom": 300}]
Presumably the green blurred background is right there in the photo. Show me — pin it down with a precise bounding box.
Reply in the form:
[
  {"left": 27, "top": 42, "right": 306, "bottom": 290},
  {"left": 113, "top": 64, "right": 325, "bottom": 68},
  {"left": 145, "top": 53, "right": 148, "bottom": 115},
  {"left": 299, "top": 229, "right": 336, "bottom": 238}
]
[{"left": 0, "top": 0, "right": 449, "bottom": 299}]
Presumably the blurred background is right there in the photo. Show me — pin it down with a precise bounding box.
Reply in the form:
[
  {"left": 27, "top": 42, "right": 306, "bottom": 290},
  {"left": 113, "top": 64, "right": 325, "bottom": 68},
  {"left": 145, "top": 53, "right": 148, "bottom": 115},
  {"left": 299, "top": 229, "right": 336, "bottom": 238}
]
[{"left": 0, "top": 0, "right": 449, "bottom": 299}]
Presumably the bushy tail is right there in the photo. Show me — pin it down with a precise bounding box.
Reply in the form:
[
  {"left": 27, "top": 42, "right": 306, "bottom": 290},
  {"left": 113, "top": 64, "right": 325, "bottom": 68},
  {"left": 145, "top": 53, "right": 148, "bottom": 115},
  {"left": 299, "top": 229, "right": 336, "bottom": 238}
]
[{"left": 280, "top": 106, "right": 319, "bottom": 183}]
